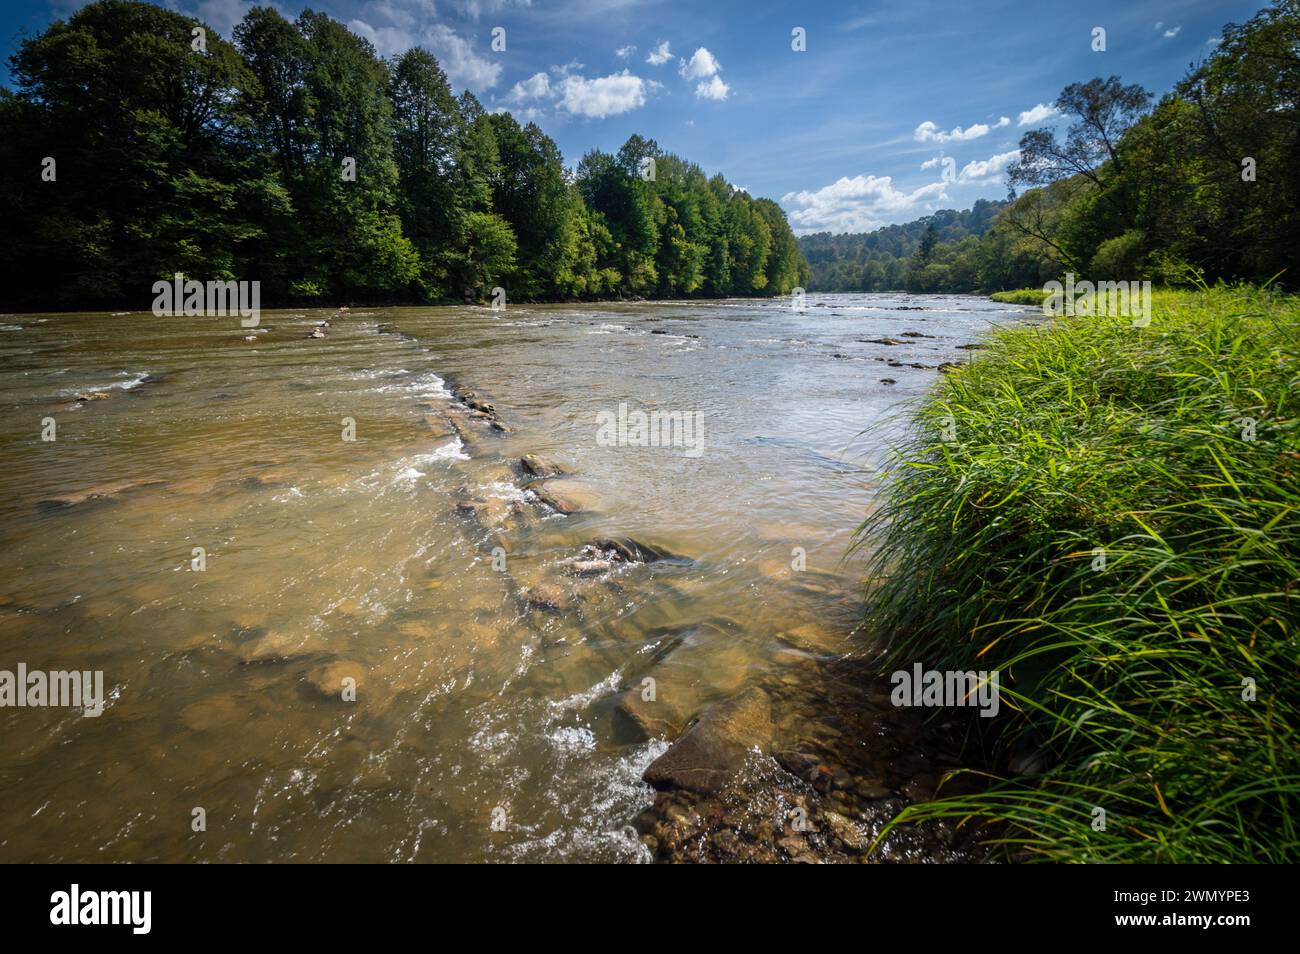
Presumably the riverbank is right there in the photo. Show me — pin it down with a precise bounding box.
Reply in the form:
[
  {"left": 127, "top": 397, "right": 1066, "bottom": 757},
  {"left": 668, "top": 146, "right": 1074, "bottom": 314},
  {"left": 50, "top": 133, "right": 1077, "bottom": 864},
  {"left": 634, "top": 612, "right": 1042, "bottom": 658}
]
[{"left": 853, "top": 286, "right": 1299, "bottom": 862}]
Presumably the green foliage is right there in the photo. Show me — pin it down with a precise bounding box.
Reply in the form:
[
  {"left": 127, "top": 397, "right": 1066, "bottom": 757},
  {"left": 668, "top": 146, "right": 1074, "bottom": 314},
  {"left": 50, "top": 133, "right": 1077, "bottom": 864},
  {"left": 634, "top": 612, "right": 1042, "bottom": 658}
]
[
  {"left": 855, "top": 287, "right": 1300, "bottom": 862},
  {"left": 0, "top": 0, "right": 806, "bottom": 308}
]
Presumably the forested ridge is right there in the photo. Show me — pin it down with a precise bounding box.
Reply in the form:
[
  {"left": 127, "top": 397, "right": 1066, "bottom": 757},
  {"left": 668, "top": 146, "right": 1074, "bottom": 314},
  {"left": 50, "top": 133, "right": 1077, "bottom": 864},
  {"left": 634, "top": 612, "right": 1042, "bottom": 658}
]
[
  {"left": 0, "top": 0, "right": 808, "bottom": 310},
  {"left": 803, "top": 0, "right": 1300, "bottom": 297},
  {"left": 799, "top": 200, "right": 1006, "bottom": 292}
]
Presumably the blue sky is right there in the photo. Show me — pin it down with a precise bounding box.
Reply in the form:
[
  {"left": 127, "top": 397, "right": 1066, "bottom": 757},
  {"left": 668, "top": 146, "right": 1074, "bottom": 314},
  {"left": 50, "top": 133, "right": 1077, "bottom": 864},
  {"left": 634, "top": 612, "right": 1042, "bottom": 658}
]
[{"left": 4, "top": 0, "right": 1269, "bottom": 234}]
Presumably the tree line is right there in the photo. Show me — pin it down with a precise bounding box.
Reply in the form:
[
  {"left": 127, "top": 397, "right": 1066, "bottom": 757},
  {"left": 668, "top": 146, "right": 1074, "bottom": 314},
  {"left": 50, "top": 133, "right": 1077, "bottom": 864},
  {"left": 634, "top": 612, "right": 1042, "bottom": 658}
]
[
  {"left": 804, "top": 0, "right": 1300, "bottom": 296},
  {"left": 0, "top": 0, "right": 808, "bottom": 310},
  {"left": 799, "top": 200, "right": 1005, "bottom": 292}
]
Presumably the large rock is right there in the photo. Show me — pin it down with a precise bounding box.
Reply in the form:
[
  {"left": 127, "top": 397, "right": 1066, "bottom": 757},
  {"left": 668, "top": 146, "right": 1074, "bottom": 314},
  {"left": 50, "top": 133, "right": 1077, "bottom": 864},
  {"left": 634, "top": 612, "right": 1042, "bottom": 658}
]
[
  {"left": 520, "top": 453, "right": 564, "bottom": 478},
  {"left": 642, "top": 687, "right": 773, "bottom": 793}
]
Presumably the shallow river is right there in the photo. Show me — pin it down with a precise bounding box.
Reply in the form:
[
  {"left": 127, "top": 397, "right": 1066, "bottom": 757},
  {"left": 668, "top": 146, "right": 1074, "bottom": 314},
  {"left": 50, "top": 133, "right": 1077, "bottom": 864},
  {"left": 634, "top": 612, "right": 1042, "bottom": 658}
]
[{"left": 0, "top": 293, "right": 1025, "bottom": 862}]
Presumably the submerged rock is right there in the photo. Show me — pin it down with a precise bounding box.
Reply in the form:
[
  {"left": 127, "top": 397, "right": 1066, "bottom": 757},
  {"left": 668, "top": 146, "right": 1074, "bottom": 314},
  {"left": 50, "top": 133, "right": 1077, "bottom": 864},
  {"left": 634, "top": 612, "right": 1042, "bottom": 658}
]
[
  {"left": 613, "top": 688, "right": 692, "bottom": 741},
  {"left": 37, "top": 478, "right": 166, "bottom": 510},
  {"left": 642, "top": 687, "right": 773, "bottom": 793},
  {"left": 305, "top": 660, "right": 361, "bottom": 699},
  {"left": 527, "top": 479, "right": 600, "bottom": 515}
]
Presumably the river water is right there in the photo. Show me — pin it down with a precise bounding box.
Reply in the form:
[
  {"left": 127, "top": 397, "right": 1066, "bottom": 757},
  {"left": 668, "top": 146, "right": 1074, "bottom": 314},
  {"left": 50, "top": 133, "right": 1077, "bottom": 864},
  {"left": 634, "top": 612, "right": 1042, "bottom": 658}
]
[{"left": 0, "top": 293, "right": 1025, "bottom": 862}]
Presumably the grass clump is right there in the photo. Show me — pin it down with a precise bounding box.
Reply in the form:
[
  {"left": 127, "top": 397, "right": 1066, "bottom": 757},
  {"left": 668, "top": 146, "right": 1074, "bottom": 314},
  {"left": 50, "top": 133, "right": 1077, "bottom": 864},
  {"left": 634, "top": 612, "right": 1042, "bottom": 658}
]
[
  {"left": 855, "top": 286, "right": 1300, "bottom": 862},
  {"left": 990, "top": 288, "right": 1048, "bottom": 305}
]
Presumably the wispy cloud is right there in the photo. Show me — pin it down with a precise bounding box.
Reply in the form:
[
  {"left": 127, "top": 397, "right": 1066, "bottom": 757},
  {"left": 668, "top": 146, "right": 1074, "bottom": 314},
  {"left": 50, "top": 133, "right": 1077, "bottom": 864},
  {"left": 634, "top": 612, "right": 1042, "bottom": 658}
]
[
  {"left": 958, "top": 149, "right": 1019, "bottom": 182},
  {"left": 1016, "top": 103, "right": 1059, "bottom": 126},
  {"left": 646, "top": 40, "right": 672, "bottom": 65},
  {"left": 915, "top": 116, "right": 1009, "bottom": 143}
]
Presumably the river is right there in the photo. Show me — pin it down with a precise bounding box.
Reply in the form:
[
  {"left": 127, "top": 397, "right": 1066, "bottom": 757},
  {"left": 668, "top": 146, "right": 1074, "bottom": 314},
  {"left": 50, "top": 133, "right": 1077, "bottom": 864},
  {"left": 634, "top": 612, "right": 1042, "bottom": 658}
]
[{"left": 0, "top": 293, "right": 1026, "bottom": 862}]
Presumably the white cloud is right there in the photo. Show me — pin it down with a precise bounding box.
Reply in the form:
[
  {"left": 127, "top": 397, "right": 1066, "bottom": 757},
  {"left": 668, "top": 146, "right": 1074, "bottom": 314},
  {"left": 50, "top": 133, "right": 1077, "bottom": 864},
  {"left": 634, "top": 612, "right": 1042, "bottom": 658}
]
[
  {"left": 782, "top": 175, "right": 949, "bottom": 233},
  {"left": 695, "top": 75, "right": 730, "bottom": 101},
  {"left": 348, "top": 4, "right": 503, "bottom": 90},
  {"left": 425, "top": 23, "right": 503, "bottom": 90},
  {"left": 1163, "top": 26, "right": 1182, "bottom": 38},
  {"left": 1017, "top": 103, "right": 1060, "bottom": 126},
  {"left": 503, "top": 71, "right": 552, "bottom": 104},
  {"left": 615, "top": 45, "right": 636, "bottom": 59},
  {"left": 557, "top": 69, "right": 652, "bottom": 118},
  {"left": 679, "top": 47, "right": 721, "bottom": 80},
  {"left": 914, "top": 116, "right": 1009, "bottom": 143},
  {"left": 958, "top": 149, "right": 1020, "bottom": 182},
  {"left": 646, "top": 41, "right": 672, "bottom": 66}
]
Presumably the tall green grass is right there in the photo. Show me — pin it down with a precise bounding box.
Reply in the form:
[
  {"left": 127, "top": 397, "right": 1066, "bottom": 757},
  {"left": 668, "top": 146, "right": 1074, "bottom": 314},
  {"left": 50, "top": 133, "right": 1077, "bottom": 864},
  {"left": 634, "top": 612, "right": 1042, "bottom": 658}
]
[{"left": 855, "top": 287, "right": 1300, "bottom": 862}]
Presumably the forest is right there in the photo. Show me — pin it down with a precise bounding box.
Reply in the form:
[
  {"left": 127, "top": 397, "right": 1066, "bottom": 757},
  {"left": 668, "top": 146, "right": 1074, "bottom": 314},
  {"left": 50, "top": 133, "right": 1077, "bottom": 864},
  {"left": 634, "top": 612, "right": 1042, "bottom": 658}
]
[
  {"left": 799, "top": 200, "right": 1006, "bottom": 292},
  {"left": 0, "top": 1, "right": 808, "bottom": 310}
]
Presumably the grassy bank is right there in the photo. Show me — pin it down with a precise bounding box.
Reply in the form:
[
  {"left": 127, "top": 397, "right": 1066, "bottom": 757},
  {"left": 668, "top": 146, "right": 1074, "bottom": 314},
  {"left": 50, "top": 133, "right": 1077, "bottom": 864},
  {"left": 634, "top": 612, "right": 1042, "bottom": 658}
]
[{"left": 855, "top": 286, "right": 1299, "bottom": 862}]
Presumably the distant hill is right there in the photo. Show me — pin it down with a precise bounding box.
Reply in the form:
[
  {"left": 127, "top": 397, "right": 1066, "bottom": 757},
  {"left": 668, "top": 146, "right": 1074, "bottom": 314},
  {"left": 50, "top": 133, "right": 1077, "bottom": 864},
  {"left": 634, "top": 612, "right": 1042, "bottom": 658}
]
[{"left": 797, "top": 198, "right": 1007, "bottom": 292}]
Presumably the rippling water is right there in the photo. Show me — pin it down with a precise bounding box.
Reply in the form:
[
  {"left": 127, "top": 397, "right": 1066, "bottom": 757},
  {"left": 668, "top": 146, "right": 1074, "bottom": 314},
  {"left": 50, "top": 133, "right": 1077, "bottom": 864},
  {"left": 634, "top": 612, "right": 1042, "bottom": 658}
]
[{"left": 0, "top": 293, "right": 1027, "bottom": 862}]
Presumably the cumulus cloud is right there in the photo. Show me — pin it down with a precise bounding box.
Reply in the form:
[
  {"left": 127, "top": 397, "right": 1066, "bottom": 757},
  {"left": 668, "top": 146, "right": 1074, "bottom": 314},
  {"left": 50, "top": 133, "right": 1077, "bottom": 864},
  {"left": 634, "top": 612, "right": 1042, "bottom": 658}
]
[
  {"left": 679, "top": 47, "right": 721, "bottom": 80},
  {"left": 646, "top": 41, "right": 672, "bottom": 65},
  {"left": 1017, "top": 103, "right": 1060, "bottom": 126},
  {"left": 914, "top": 116, "right": 1009, "bottom": 143},
  {"left": 615, "top": 45, "right": 636, "bottom": 59},
  {"left": 557, "top": 69, "right": 652, "bottom": 118},
  {"left": 503, "top": 71, "right": 552, "bottom": 104},
  {"left": 1163, "top": 26, "right": 1182, "bottom": 38},
  {"left": 695, "top": 75, "right": 729, "bottom": 101},
  {"left": 781, "top": 175, "right": 948, "bottom": 234}
]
